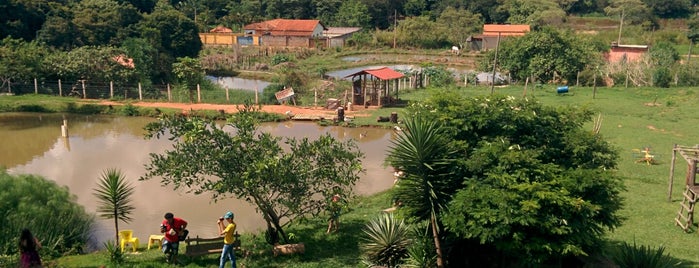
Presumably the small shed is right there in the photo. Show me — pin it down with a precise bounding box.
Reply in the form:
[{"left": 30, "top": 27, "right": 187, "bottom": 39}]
[
  {"left": 605, "top": 42, "right": 648, "bottom": 63},
  {"left": 345, "top": 67, "right": 404, "bottom": 107}
]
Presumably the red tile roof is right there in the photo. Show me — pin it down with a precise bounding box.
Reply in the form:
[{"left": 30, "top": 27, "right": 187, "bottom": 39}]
[
  {"left": 345, "top": 67, "right": 405, "bottom": 80},
  {"left": 210, "top": 26, "right": 233, "bottom": 33},
  {"left": 244, "top": 19, "right": 324, "bottom": 37},
  {"left": 483, "top": 24, "right": 530, "bottom": 36}
]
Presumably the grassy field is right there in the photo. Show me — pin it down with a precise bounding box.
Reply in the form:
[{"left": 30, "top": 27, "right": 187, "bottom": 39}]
[{"left": 5, "top": 83, "right": 699, "bottom": 267}]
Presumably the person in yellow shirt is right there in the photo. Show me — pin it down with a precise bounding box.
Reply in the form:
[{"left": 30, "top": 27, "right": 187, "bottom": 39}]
[{"left": 217, "top": 211, "right": 237, "bottom": 268}]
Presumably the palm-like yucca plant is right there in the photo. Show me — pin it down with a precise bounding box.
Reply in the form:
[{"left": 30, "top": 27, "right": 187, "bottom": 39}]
[
  {"left": 93, "top": 168, "right": 135, "bottom": 246},
  {"left": 387, "top": 116, "right": 456, "bottom": 268},
  {"left": 361, "top": 213, "right": 411, "bottom": 268},
  {"left": 612, "top": 241, "right": 687, "bottom": 268}
]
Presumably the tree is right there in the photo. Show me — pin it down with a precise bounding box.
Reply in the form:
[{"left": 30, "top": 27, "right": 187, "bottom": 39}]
[
  {"left": 93, "top": 168, "right": 136, "bottom": 245},
  {"left": 172, "top": 56, "right": 204, "bottom": 102},
  {"left": 482, "top": 27, "right": 596, "bottom": 83},
  {"left": 395, "top": 16, "right": 448, "bottom": 49},
  {"left": 686, "top": 14, "right": 699, "bottom": 62},
  {"left": 500, "top": 0, "right": 567, "bottom": 28},
  {"left": 333, "top": 0, "right": 372, "bottom": 29},
  {"left": 436, "top": 7, "right": 483, "bottom": 49},
  {"left": 387, "top": 116, "right": 458, "bottom": 268},
  {"left": 141, "top": 105, "right": 364, "bottom": 244},
  {"left": 0, "top": 38, "right": 47, "bottom": 92},
  {"left": 71, "top": 0, "right": 141, "bottom": 46},
  {"left": 604, "top": 0, "right": 650, "bottom": 44},
  {"left": 411, "top": 93, "right": 622, "bottom": 265}
]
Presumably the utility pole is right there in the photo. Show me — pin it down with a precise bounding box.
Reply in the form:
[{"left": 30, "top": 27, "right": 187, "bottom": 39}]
[
  {"left": 490, "top": 32, "right": 501, "bottom": 95},
  {"left": 393, "top": 9, "right": 397, "bottom": 49}
]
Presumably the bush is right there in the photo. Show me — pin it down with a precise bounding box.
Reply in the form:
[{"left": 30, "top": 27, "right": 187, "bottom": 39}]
[
  {"left": 653, "top": 67, "right": 672, "bottom": 88},
  {"left": 611, "top": 241, "right": 687, "bottom": 268},
  {"left": 262, "top": 83, "right": 285, "bottom": 104},
  {"left": 0, "top": 170, "right": 94, "bottom": 258},
  {"left": 361, "top": 213, "right": 411, "bottom": 267}
]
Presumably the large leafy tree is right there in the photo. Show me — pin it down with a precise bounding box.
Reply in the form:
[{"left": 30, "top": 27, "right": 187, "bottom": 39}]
[
  {"left": 93, "top": 168, "right": 136, "bottom": 245},
  {"left": 333, "top": 0, "right": 372, "bottom": 29},
  {"left": 411, "top": 92, "right": 623, "bottom": 265},
  {"left": 0, "top": 38, "right": 48, "bottom": 91},
  {"left": 604, "top": 0, "right": 651, "bottom": 44},
  {"left": 482, "top": 27, "right": 596, "bottom": 83},
  {"left": 499, "top": 0, "right": 567, "bottom": 28},
  {"left": 72, "top": 0, "right": 141, "bottom": 47},
  {"left": 141, "top": 105, "right": 364, "bottom": 244},
  {"left": 387, "top": 116, "right": 458, "bottom": 268},
  {"left": 172, "top": 56, "right": 204, "bottom": 102},
  {"left": 436, "top": 7, "right": 483, "bottom": 49}
]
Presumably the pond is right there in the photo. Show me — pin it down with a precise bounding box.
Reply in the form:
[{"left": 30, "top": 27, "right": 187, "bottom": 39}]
[
  {"left": 1, "top": 113, "right": 397, "bottom": 249},
  {"left": 206, "top": 76, "right": 270, "bottom": 92}
]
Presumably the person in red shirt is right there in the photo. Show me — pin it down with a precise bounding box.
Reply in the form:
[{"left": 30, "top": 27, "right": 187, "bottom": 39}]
[{"left": 161, "top": 212, "right": 188, "bottom": 264}]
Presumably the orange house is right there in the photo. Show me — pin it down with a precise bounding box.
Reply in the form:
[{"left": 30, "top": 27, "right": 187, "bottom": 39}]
[{"left": 467, "top": 24, "right": 530, "bottom": 51}]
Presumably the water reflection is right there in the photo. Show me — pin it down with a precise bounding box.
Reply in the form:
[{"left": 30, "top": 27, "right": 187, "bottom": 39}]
[
  {"left": 1, "top": 113, "right": 396, "bottom": 249},
  {"left": 206, "top": 76, "right": 270, "bottom": 92}
]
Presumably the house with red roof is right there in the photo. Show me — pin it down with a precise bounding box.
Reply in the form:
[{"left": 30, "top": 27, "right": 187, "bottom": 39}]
[
  {"left": 243, "top": 19, "right": 327, "bottom": 48},
  {"left": 467, "top": 24, "right": 530, "bottom": 51}
]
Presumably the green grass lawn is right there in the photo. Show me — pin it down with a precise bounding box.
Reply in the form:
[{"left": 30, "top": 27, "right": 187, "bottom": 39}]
[{"left": 7, "top": 84, "right": 699, "bottom": 267}]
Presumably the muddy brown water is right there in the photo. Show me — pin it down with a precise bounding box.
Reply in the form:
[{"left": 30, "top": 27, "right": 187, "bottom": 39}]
[{"left": 1, "top": 113, "right": 396, "bottom": 249}]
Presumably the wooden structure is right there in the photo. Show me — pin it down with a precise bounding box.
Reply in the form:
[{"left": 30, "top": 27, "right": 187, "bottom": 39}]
[
  {"left": 184, "top": 235, "right": 240, "bottom": 257},
  {"left": 668, "top": 144, "right": 699, "bottom": 231},
  {"left": 345, "top": 67, "right": 405, "bottom": 107}
]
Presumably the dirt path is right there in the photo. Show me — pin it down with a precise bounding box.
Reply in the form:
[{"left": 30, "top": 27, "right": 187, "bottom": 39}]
[{"left": 99, "top": 101, "right": 373, "bottom": 118}]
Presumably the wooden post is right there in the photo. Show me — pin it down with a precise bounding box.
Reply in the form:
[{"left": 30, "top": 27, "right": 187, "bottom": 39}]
[
  {"left": 61, "top": 119, "right": 69, "bottom": 138},
  {"left": 34, "top": 78, "right": 38, "bottom": 94},
  {"left": 593, "top": 73, "right": 597, "bottom": 99},
  {"left": 254, "top": 84, "right": 258, "bottom": 105},
  {"left": 81, "top": 80, "right": 86, "bottom": 99},
  {"left": 576, "top": 71, "right": 580, "bottom": 87},
  {"left": 314, "top": 87, "right": 317, "bottom": 109},
  {"left": 363, "top": 74, "right": 368, "bottom": 107},
  {"left": 490, "top": 32, "right": 501, "bottom": 95},
  {"left": 523, "top": 77, "right": 529, "bottom": 97},
  {"left": 58, "top": 79, "right": 62, "bottom": 96},
  {"left": 688, "top": 160, "right": 697, "bottom": 187},
  {"left": 197, "top": 84, "right": 201, "bottom": 103},
  {"left": 110, "top": 81, "right": 114, "bottom": 99},
  {"left": 669, "top": 144, "right": 677, "bottom": 202},
  {"left": 225, "top": 88, "right": 229, "bottom": 102},
  {"left": 138, "top": 83, "right": 143, "bottom": 100},
  {"left": 167, "top": 84, "right": 171, "bottom": 102}
]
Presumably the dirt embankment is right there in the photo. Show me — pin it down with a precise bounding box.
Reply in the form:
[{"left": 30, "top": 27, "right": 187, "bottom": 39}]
[{"left": 99, "top": 101, "right": 373, "bottom": 118}]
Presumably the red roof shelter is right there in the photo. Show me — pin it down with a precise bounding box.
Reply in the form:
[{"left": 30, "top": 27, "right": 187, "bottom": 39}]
[{"left": 345, "top": 67, "right": 405, "bottom": 107}]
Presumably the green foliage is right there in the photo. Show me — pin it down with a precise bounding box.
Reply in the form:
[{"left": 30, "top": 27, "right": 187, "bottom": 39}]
[
  {"left": 103, "top": 241, "right": 124, "bottom": 264},
  {"left": 119, "top": 103, "right": 140, "bottom": 116},
  {"left": 361, "top": 213, "right": 411, "bottom": 268},
  {"left": 649, "top": 42, "right": 680, "bottom": 67},
  {"left": 436, "top": 7, "right": 483, "bottom": 48},
  {"left": 334, "top": 0, "right": 372, "bottom": 29},
  {"left": 0, "top": 169, "right": 94, "bottom": 258},
  {"left": 652, "top": 67, "right": 672, "bottom": 88},
  {"left": 422, "top": 66, "right": 454, "bottom": 87},
  {"left": 500, "top": 0, "right": 567, "bottom": 28},
  {"left": 410, "top": 93, "right": 623, "bottom": 264},
  {"left": 675, "top": 62, "right": 699, "bottom": 86},
  {"left": 93, "top": 168, "right": 135, "bottom": 244},
  {"left": 172, "top": 56, "right": 204, "bottom": 89},
  {"left": 141, "top": 104, "right": 364, "bottom": 244},
  {"left": 403, "top": 222, "right": 437, "bottom": 268},
  {"left": 611, "top": 241, "right": 688, "bottom": 268},
  {"left": 0, "top": 38, "right": 48, "bottom": 85},
  {"left": 395, "top": 16, "right": 449, "bottom": 49},
  {"left": 270, "top": 54, "right": 291, "bottom": 66},
  {"left": 261, "top": 83, "right": 284, "bottom": 104},
  {"left": 485, "top": 27, "right": 596, "bottom": 83}
]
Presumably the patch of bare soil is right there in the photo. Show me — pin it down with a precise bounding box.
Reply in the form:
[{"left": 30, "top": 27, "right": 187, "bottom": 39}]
[{"left": 99, "top": 101, "right": 373, "bottom": 118}]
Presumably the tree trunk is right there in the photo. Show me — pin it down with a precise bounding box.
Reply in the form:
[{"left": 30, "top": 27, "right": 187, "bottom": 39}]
[
  {"left": 431, "top": 214, "right": 444, "bottom": 268},
  {"left": 114, "top": 211, "right": 120, "bottom": 245}
]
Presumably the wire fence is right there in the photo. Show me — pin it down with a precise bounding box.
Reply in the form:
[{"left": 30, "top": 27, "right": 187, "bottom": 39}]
[{"left": 2, "top": 79, "right": 260, "bottom": 104}]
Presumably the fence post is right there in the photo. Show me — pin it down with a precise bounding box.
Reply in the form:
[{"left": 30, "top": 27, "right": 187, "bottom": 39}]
[
  {"left": 138, "top": 83, "right": 143, "bottom": 100},
  {"left": 197, "top": 84, "right": 201, "bottom": 102},
  {"left": 34, "top": 78, "right": 38, "bottom": 94},
  {"left": 81, "top": 80, "right": 86, "bottom": 99},
  {"left": 58, "top": 79, "right": 62, "bottom": 96},
  {"left": 110, "top": 81, "right": 114, "bottom": 99},
  {"left": 225, "top": 88, "right": 229, "bottom": 102},
  {"left": 167, "top": 84, "right": 171, "bottom": 102}
]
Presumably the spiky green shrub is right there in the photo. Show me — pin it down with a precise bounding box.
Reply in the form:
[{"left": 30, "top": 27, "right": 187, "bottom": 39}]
[
  {"left": 360, "top": 213, "right": 411, "bottom": 268},
  {"left": 611, "top": 241, "right": 687, "bottom": 268}
]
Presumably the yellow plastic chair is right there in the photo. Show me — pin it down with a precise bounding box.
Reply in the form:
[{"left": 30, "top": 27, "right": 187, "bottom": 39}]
[{"left": 119, "top": 230, "right": 139, "bottom": 252}]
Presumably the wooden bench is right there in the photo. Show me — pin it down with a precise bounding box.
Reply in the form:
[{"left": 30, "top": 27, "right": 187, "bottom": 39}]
[
  {"left": 184, "top": 236, "right": 224, "bottom": 257},
  {"left": 184, "top": 235, "right": 241, "bottom": 257}
]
